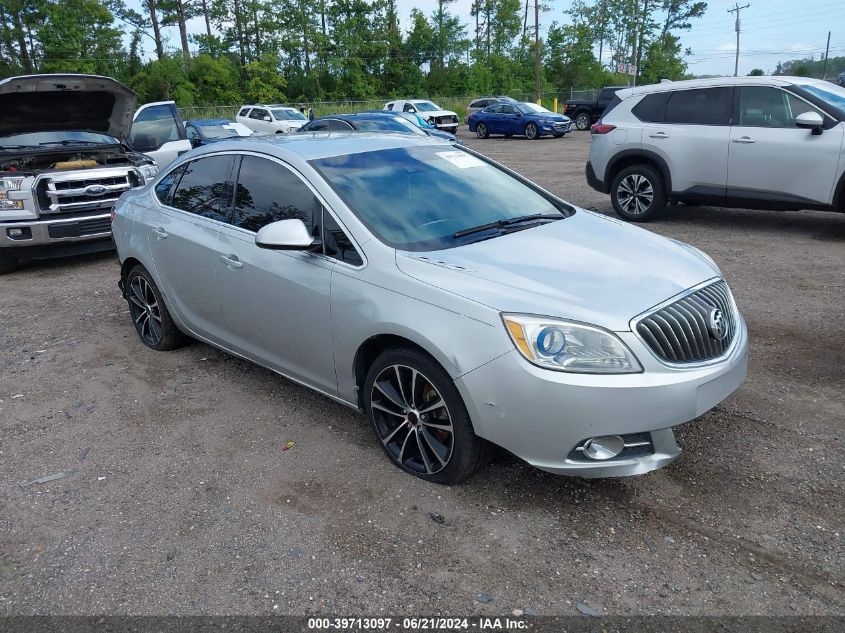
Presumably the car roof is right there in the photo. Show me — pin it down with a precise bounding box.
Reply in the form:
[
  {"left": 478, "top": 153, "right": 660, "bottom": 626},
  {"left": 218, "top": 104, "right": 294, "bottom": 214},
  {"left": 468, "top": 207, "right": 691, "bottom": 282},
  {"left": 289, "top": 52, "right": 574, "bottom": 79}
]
[
  {"left": 617, "top": 75, "right": 833, "bottom": 98},
  {"left": 315, "top": 112, "right": 399, "bottom": 120},
  {"left": 186, "top": 119, "right": 232, "bottom": 126},
  {"left": 185, "top": 132, "right": 450, "bottom": 162}
]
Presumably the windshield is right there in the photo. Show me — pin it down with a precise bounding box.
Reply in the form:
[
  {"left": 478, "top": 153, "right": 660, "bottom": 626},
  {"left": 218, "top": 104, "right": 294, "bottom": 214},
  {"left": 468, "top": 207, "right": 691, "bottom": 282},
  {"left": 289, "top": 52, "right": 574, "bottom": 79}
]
[
  {"left": 196, "top": 123, "right": 250, "bottom": 138},
  {"left": 311, "top": 145, "right": 567, "bottom": 251},
  {"left": 0, "top": 130, "right": 119, "bottom": 148},
  {"left": 518, "top": 102, "right": 551, "bottom": 114},
  {"left": 413, "top": 101, "right": 441, "bottom": 112},
  {"left": 272, "top": 109, "right": 307, "bottom": 121},
  {"left": 798, "top": 83, "right": 845, "bottom": 118},
  {"left": 353, "top": 117, "right": 425, "bottom": 134},
  {"left": 397, "top": 112, "right": 433, "bottom": 128}
]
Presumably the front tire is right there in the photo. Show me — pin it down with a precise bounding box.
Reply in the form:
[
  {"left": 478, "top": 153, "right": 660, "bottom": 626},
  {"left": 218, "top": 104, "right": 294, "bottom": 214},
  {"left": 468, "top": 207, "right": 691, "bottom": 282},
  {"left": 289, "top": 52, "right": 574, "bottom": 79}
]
[
  {"left": 610, "top": 165, "right": 667, "bottom": 222},
  {"left": 575, "top": 112, "right": 591, "bottom": 130},
  {"left": 364, "top": 347, "right": 487, "bottom": 484},
  {"left": 524, "top": 122, "right": 539, "bottom": 140},
  {"left": 0, "top": 251, "right": 18, "bottom": 275},
  {"left": 125, "top": 264, "right": 186, "bottom": 350},
  {"left": 476, "top": 122, "right": 489, "bottom": 139}
]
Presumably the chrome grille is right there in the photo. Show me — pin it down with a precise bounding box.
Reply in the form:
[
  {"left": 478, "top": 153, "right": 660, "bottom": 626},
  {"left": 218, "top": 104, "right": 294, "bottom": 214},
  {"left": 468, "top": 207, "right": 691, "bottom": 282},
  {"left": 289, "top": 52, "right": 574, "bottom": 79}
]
[
  {"left": 35, "top": 169, "right": 139, "bottom": 216},
  {"left": 636, "top": 280, "right": 737, "bottom": 364}
]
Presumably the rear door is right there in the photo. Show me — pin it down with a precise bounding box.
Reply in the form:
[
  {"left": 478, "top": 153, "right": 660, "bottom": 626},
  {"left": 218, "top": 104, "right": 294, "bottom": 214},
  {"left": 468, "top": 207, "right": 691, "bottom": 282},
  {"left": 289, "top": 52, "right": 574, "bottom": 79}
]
[
  {"left": 643, "top": 87, "right": 733, "bottom": 199},
  {"left": 130, "top": 102, "right": 191, "bottom": 168},
  {"left": 727, "top": 85, "right": 843, "bottom": 206},
  {"left": 146, "top": 154, "right": 236, "bottom": 341},
  {"left": 248, "top": 107, "right": 272, "bottom": 133}
]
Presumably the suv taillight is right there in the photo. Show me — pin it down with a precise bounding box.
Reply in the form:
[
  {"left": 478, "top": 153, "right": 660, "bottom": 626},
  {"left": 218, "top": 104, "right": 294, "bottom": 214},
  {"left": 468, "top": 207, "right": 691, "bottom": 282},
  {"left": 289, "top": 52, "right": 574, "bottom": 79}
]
[{"left": 590, "top": 123, "right": 616, "bottom": 134}]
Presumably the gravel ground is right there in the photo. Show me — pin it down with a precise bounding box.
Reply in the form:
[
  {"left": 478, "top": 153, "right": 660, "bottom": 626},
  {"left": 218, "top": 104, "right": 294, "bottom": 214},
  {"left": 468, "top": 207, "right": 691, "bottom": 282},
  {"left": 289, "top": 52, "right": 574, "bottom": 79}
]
[{"left": 1, "top": 130, "right": 843, "bottom": 617}]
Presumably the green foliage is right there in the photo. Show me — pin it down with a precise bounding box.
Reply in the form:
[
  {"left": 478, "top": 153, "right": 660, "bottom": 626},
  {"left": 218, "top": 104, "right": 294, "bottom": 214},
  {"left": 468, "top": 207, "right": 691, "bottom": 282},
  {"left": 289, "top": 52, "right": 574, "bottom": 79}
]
[
  {"left": 245, "top": 53, "right": 287, "bottom": 102},
  {"left": 775, "top": 56, "right": 845, "bottom": 79},
  {"left": 747, "top": 68, "right": 764, "bottom": 76},
  {"left": 639, "top": 33, "right": 688, "bottom": 84}
]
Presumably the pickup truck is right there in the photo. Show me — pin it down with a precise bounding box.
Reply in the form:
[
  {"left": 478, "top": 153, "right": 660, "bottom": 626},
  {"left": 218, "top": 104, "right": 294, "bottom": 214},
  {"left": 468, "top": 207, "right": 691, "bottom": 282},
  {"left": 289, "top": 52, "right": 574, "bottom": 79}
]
[
  {"left": 0, "top": 74, "right": 159, "bottom": 274},
  {"left": 563, "top": 86, "right": 625, "bottom": 130}
]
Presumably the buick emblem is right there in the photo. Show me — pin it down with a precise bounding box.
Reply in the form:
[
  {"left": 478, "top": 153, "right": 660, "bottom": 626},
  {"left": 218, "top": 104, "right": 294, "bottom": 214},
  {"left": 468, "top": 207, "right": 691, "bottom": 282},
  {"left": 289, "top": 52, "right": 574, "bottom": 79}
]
[
  {"left": 84, "top": 184, "right": 108, "bottom": 196},
  {"left": 708, "top": 308, "right": 728, "bottom": 341}
]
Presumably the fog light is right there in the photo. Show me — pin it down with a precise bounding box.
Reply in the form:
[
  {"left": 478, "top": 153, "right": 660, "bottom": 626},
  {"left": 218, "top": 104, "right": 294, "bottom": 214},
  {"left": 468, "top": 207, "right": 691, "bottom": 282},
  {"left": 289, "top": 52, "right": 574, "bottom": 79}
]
[
  {"left": 6, "top": 227, "right": 31, "bottom": 240},
  {"left": 583, "top": 435, "right": 625, "bottom": 460}
]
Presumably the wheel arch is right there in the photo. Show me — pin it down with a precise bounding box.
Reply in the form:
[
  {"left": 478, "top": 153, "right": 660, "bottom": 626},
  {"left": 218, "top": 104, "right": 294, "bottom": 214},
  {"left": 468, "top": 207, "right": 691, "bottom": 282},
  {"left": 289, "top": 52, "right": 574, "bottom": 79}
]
[
  {"left": 605, "top": 150, "right": 672, "bottom": 195},
  {"left": 834, "top": 169, "right": 845, "bottom": 211}
]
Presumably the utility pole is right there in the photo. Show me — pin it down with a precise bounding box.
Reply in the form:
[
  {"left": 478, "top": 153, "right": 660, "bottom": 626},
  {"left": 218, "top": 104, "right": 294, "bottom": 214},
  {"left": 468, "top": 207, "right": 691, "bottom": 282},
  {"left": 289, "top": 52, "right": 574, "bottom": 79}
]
[
  {"left": 823, "top": 31, "right": 831, "bottom": 78},
  {"left": 630, "top": 0, "right": 639, "bottom": 87},
  {"left": 728, "top": 3, "right": 750, "bottom": 77},
  {"left": 534, "top": 0, "right": 541, "bottom": 102}
]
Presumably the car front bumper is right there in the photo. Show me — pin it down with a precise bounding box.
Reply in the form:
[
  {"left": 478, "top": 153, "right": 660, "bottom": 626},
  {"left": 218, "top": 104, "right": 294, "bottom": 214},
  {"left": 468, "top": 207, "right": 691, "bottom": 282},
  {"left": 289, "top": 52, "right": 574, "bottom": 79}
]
[
  {"left": 540, "top": 121, "right": 572, "bottom": 135},
  {"left": 455, "top": 316, "right": 748, "bottom": 477},
  {"left": 1, "top": 212, "right": 113, "bottom": 248}
]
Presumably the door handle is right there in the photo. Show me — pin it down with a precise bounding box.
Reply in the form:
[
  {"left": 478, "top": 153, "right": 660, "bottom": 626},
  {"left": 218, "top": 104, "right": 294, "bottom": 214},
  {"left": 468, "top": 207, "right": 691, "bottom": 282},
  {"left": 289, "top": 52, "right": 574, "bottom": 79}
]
[
  {"left": 649, "top": 131, "right": 669, "bottom": 139},
  {"left": 151, "top": 227, "right": 168, "bottom": 239},
  {"left": 220, "top": 254, "right": 243, "bottom": 269},
  {"left": 732, "top": 136, "right": 755, "bottom": 143}
]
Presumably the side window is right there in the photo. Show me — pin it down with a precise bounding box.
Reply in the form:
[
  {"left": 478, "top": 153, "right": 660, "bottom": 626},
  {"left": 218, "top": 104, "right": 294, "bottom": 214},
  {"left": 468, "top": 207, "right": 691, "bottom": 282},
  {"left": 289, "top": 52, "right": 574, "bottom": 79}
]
[
  {"left": 308, "top": 121, "right": 330, "bottom": 131},
  {"left": 170, "top": 155, "right": 235, "bottom": 222},
  {"left": 632, "top": 92, "right": 670, "bottom": 122},
  {"left": 385, "top": 103, "right": 394, "bottom": 110},
  {"left": 130, "top": 104, "right": 179, "bottom": 152},
  {"left": 502, "top": 105, "right": 516, "bottom": 114},
  {"left": 738, "top": 86, "right": 823, "bottom": 127},
  {"left": 403, "top": 103, "right": 416, "bottom": 112},
  {"left": 231, "top": 156, "right": 320, "bottom": 234},
  {"left": 322, "top": 210, "right": 363, "bottom": 266},
  {"left": 328, "top": 119, "right": 354, "bottom": 131},
  {"left": 154, "top": 164, "right": 185, "bottom": 206},
  {"left": 185, "top": 125, "right": 198, "bottom": 140},
  {"left": 665, "top": 87, "right": 732, "bottom": 125},
  {"left": 238, "top": 107, "right": 251, "bottom": 117},
  {"left": 486, "top": 105, "right": 502, "bottom": 113},
  {"left": 249, "top": 108, "right": 268, "bottom": 120}
]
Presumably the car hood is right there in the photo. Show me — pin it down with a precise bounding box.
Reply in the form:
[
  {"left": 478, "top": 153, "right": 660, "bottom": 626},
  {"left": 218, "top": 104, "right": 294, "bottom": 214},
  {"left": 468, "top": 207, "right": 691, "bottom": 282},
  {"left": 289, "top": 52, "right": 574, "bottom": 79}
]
[
  {"left": 284, "top": 120, "right": 307, "bottom": 128},
  {"left": 531, "top": 111, "right": 570, "bottom": 122},
  {"left": 395, "top": 210, "right": 720, "bottom": 331},
  {"left": 0, "top": 74, "right": 137, "bottom": 139},
  {"left": 420, "top": 109, "right": 458, "bottom": 118}
]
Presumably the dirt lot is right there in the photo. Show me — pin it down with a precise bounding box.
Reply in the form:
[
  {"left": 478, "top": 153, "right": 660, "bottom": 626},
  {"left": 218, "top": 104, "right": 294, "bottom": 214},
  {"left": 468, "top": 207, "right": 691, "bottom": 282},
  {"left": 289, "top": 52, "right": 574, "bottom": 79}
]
[{"left": 1, "top": 130, "right": 843, "bottom": 617}]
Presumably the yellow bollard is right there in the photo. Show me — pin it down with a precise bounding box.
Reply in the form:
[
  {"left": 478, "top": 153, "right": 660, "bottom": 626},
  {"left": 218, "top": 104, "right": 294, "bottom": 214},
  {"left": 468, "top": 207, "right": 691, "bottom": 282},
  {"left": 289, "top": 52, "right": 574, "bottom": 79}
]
[
  {"left": 537, "top": 98, "right": 542, "bottom": 107},
  {"left": 553, "top": 97, "right": 558, "bottom": 113}
]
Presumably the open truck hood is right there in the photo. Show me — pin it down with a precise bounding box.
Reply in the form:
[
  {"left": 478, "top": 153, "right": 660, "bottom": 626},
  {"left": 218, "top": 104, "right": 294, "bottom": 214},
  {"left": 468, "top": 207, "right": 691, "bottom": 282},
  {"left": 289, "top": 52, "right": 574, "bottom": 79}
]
[{"left": 0, "top": 74, "right": 137, "bottom": 140}]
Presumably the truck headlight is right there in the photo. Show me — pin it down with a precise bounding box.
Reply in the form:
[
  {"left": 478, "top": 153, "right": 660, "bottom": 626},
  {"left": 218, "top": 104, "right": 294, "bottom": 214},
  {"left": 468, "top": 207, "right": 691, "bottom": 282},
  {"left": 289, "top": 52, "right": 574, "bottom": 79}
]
[
  {"left": 138, "top": 163, "right": 159, "bottom": 183},
  {"left": 502, "top": 314, "right": 642, "bottom": 374},
  {"left": 0, "top": 176, "right": 24, "bottom": 210}
]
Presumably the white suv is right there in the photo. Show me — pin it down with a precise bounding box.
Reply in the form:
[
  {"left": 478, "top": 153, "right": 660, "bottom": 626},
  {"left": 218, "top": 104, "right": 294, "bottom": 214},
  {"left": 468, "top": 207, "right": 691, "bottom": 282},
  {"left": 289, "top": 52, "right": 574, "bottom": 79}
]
[
  {"left": 236, "top": 105, "right": 308, "bottom": 134},
  {"left": 586, "top": 76, "right": 845, "bottom": 221}
]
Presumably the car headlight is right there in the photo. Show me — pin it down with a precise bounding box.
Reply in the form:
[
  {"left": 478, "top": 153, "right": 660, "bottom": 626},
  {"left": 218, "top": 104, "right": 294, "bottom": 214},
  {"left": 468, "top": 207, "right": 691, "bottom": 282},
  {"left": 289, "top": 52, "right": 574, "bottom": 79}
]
[
  {"left": 138, "top": 163, "right": 159, "bottom": 183},
  {"left": 502, "top": 314, "right": 642, "bottom": 374},
  {"left": 0, "top": 176, "right": 24, "bottom": 210}
]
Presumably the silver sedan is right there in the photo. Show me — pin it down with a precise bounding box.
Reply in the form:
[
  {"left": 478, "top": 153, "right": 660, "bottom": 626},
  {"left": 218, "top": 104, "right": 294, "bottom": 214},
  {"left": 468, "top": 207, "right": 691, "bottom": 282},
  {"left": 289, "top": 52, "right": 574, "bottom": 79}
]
[{"left": 112, "top": 133, "right": 748, "bottom": 484}]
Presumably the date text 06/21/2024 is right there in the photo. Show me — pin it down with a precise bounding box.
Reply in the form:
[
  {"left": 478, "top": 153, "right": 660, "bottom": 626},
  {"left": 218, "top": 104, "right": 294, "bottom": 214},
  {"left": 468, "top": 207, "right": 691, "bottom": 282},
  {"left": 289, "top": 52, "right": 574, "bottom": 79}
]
[{"left": 307, "top": 617, "right": 528, "bottom": 630}]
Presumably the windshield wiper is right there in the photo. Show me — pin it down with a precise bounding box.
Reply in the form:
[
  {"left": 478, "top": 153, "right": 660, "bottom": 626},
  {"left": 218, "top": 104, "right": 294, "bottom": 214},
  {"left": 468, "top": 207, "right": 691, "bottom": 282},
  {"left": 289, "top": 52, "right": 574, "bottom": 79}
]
[{"left": 453, "top": 213, "right": 562, "bottom": 239}]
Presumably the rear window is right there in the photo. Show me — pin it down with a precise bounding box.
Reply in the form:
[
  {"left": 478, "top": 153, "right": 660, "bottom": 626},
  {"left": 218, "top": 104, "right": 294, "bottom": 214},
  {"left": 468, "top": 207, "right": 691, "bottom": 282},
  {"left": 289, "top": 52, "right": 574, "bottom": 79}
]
[
  {"left": 632, "top": 92, "right": 670, "bottom": 122},
  {"left": 600, "top": 95, "right": 622, "bottom": 118},
  {"left": 664, "top": 87, "right": 732, "bottom": 125}
]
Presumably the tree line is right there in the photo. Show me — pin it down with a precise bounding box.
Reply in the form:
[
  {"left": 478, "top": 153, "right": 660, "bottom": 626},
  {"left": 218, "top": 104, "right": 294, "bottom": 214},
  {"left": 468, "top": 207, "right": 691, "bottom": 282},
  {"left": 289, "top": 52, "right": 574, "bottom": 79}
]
[{"left": 0, "top": 0, "right": 711, "bottom": 107}]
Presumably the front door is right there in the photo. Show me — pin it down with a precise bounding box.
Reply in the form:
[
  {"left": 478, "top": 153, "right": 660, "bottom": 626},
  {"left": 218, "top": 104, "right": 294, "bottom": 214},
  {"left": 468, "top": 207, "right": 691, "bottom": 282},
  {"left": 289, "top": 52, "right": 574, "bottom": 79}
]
[
  {"left": 214, "top": 154, "right": 337, "bottom": 393},
  {"left": 728, "top": 85, "right": 844, "bottom": 206}
]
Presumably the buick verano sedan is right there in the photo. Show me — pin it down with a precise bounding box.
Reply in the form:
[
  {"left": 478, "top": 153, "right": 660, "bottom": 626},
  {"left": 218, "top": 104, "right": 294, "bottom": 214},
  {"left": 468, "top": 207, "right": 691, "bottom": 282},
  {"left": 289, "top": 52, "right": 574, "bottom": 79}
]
[{"left": 113, "top": 134, "right": 748, "bottom": 484}]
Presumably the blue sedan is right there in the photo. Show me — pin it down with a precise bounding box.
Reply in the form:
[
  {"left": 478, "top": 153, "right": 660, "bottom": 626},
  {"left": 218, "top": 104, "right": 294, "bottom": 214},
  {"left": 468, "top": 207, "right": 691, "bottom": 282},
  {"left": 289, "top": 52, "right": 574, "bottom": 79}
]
[{"left": 467, "top": 102, "right": 571, "bottom": 140}]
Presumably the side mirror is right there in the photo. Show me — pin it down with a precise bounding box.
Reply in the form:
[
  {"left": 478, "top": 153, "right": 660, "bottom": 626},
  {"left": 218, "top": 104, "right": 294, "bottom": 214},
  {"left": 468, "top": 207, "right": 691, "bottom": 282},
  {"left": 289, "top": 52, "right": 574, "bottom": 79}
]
[
  {"left": 263, "top": 115, "right": 272, "bottom": 122},
  {"left": 190, "top": 137, "right": 201, "bottom": 148},
  {"left": 795, "top": 111, "right": 824, "bottom": 135},
  {"left": 255, "top": 219, "right": 319, "bottom": 251}
]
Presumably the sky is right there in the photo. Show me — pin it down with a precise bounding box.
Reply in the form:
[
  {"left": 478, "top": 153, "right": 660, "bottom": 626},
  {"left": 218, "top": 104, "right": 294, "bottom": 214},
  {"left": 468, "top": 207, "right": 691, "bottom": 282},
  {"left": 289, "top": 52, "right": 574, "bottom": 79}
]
[{"left": 125, "top": 0, "right": 844, "bottom": 79}]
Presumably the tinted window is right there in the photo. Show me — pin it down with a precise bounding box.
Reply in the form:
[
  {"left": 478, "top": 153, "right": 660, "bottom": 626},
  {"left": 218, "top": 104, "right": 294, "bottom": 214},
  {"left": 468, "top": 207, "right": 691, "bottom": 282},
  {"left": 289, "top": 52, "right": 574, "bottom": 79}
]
[
  {"left": 632, "top": 92, "right": 670, "bottom": 122},
  {"left": 665, "top": 88, "right": 732, "bottom": 125},
  {"left": 307, "top": 120, "right": 330, "bottom": 131},
  {"left": 737, "top": 86, "right": 823, "bottom": 127},
  {"left": 130, "top": 104, "right": 179, "bottom": 151},
  {"left": 329, "top": 119, "right": 354, "bottom": 131},
  {"left": 238, "top": 108, "right": 251, "bottom": 117},
  {"left": 154, "top": 164, "right": 185, "bottom": 206},
  {"left": 402, "top": 103, "right": 416, "bottom": 112},
  {"left": 601, "top": 95, "right": 622, "bottom": 118},
  {"left": 323, "top": 211, "right": 363, "bottom": 266},
  {"left": 598, "top": 88, "right": 618, "bottom": 102},
  {"left": 501, "top": 105, "right": 517, "bottom": 114},
  {"left": 231, "top": 156, "right": 320, "bottom": 233},
  {"left": 385, "top": 103, "right": 394, "bottom": 110},
  {"left": 485, "top": 105, "right": 503, "bottom": 113},
  {"left": 170, "top": 156, "right": 234, "bottom": 221},
  {"left": 249, "top": 108, "right": 268, "bottom": 120}
]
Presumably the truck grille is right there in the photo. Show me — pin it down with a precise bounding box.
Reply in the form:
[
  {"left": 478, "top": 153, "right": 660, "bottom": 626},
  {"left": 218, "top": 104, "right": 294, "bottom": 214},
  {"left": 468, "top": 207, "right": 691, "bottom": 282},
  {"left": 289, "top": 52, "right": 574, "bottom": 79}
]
[
  {"left": 35, "top": 169, "right": 140, "bottom": 216},
  {"left": 635, "top": 280, "right": 737, "bottom": 364}
]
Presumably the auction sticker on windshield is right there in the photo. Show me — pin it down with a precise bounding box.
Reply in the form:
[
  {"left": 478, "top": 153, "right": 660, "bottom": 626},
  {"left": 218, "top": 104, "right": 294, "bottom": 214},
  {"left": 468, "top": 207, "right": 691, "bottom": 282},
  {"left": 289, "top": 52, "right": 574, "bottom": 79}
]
[{"left": 436, "top": 151, "right": 485, "bottom": 169}]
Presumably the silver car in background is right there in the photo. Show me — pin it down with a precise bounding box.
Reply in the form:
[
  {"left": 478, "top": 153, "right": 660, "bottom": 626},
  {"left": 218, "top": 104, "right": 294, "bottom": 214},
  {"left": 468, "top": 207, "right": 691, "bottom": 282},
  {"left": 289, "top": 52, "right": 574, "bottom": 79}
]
[{"left": 112, "top": 133, "right": 748, "bottom": 484}]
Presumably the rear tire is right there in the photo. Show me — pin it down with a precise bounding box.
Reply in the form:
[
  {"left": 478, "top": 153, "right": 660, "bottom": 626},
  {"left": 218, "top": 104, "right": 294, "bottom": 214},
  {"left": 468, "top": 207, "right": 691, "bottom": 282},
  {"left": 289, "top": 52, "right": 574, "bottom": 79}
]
[
  {"left": 125, "top": 264, "right": 186, "bottom": 351},
  {"left": 610, "top": 165, "right": 667, "bottom": 222},
  {"left": 575, "top": 112, "right": 591, "bottom": 131},
  {"left": 476, "top": 122, "right": 489, "bottom": 139},
  {"left": 0, "top": 251, "right": 18, "bottom": 275},
  {"left": 364, "top": 347, "right": 488, "bottom": 485}
]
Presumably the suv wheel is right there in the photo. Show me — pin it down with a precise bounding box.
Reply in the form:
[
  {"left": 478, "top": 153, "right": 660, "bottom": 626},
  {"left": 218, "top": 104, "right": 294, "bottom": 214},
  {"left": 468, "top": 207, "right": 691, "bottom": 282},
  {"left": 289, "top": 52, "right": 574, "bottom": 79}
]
[
  {"left": 0, "top": 251, "right": 18, "bottom": 275},
  {"left": 610, "top": 165, "right": 667, "bottom": 222},
  {"left": 575, "top": 112, "right": 591, "bottom": 130},
  {"left": 476, "top": 122, "right": 489, "bottom": 139},
  {"left": 524, "top": 122, "right": 539, "bottom": 140},
  {"left": 364, "top": 347, "right": 488, "bottom": 484},
  {"left": 125, "top": 264, "right": 186, "bottom": 350}
]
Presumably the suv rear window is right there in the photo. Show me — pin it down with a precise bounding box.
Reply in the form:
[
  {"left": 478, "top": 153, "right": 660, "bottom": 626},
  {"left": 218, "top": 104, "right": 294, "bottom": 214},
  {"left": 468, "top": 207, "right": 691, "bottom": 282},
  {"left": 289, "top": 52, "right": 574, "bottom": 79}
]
[
  {"left": 601, "top": 95, "right": 622, "bottom": 118},
  {"left": 632, "top": 92, "right": 670, "bottom": 122},
  {"left": 664, "top": 87, "right": 732, "bottom": 125}
]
